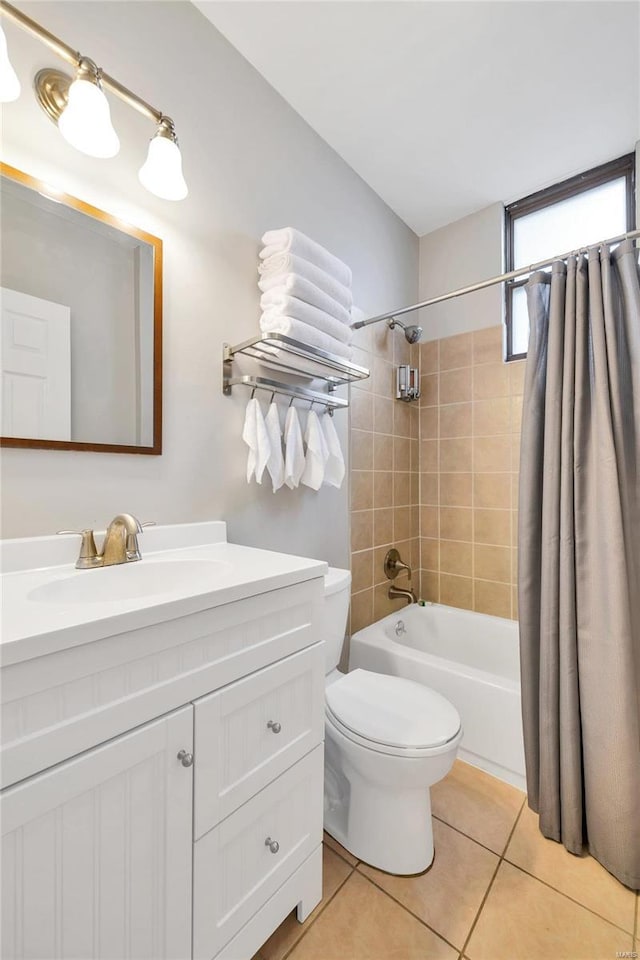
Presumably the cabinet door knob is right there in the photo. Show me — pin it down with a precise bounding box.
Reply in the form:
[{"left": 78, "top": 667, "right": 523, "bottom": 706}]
[
  {"left": 177, "top": 749, "right": 194, "bottom": 767},
  {"left": 267, "top": 720, "right": 282, "bottom": 734},
  {"left": 265, "top": 837, "right": 280, "bottom": 854}
]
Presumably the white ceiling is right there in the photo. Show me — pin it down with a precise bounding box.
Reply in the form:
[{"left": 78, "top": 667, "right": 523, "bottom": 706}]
[{"left": 196, "top": 1, "right": 640, "bottom": 236}]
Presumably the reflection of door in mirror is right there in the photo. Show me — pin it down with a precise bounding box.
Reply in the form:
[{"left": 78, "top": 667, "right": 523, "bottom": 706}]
[
  {"left": 0, "top": 163, "right": 162, "bottom": 454},
  {"left": 1, "top": 288, "right": 71, "bottom": 440}
]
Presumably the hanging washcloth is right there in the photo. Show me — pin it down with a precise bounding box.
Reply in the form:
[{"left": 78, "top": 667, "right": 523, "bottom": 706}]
[
  {"left": 284, "top": 405, "right": 305, "bottom": 489},
  {"left": 264, "top": 401, "right": 285, "bottom": 492},
  {"left": 301, "top": 409, "right": 329, "bottom": 491},
  {"left": 242, "top": 397, "right": 270, "bottom": 484},
  {"left": 321, "top": 412, "right": 345, "bottom": 489}
]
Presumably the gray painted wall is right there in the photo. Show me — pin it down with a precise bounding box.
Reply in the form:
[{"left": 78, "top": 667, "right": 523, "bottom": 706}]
[{"left": 0, "top": 1, "right": 418, "bottom": 567}]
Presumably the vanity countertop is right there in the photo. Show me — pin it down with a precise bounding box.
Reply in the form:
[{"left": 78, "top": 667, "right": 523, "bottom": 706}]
[{"left": 1, "top": 522, "right": 327, "bottom": 666}]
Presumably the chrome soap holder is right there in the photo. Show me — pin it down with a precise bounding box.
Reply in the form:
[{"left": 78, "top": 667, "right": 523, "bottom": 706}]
[{"left": 396, "top": 365, "right": 420, "bottom": 402}]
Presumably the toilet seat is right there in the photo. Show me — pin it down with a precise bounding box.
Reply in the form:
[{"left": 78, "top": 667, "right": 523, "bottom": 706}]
[{"left": 325, "top": 668, "right": 461, "bottom": 757}]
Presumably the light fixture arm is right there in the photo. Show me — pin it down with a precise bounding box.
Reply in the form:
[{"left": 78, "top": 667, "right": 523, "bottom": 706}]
[{"left": 0, "top": 0, "right": 163, "bottom": 123}]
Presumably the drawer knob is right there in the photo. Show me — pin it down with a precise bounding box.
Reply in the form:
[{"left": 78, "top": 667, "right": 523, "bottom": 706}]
[
  {"left": 265, "top": 837, "right": 280, "bottom": 854},
  {"left": 267, "top": 720, "right": 282, "bottom": 734},
  {"left": 177, "top": 749, "right": 194, "bottom": 768}
]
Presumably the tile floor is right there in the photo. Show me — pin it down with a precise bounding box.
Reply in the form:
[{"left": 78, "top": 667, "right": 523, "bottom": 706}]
[{"left": 253, "top": 760, "right": 639, "bottom": 960}]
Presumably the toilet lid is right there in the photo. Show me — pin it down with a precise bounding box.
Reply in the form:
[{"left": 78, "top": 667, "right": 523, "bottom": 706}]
[{"left": 325, "top": 669, "right": 461, "bottom": 750}]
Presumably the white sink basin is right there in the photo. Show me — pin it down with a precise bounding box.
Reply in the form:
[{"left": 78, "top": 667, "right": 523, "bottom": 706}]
[{"left": 28, "top": 558, "right": 232, "bottom": 605}]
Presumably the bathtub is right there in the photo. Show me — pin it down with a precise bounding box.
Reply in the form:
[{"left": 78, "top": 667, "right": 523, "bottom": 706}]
[{"left": 349, "top": 602, "right": 526, "bottom": 791}]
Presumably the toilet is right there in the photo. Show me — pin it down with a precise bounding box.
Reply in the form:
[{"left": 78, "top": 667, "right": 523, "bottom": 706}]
[{"left": 323, "top": 567, "right": 462, "bottom": 875}]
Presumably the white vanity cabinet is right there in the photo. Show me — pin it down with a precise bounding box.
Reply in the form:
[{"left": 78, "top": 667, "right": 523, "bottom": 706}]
[{"left": 1, "top": 534, "right": 327, "bottom": 960}]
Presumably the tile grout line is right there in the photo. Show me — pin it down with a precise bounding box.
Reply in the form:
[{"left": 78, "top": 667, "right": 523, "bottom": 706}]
[{"left": 279, "top": 858, "right": 356, "bottom": 960}]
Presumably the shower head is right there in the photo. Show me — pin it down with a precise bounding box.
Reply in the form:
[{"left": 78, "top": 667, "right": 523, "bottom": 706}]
[{"left": 388, "top": 317, "right": 423, "bottom": 344}]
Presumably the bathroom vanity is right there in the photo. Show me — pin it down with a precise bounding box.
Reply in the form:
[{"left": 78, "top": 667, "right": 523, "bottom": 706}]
[{"left": 0, "top": 521, "right": 327, "bottom": 960}]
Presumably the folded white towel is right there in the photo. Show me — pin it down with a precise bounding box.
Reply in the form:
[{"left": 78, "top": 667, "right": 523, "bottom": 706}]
[
  {"left": 259, "top": 254, "right": 353, "bottom": 309},
  {"left": 260, "top": 296, "right": 352, "bottom": 345},
  {"left": 242, "top": 398, "right": 270, "bottom": 484},
  {"left": 321, "top": 413, "right": 345, "bottom": 489},
  {"left": 264, "top": 402, "right": 285, "bottom": 492},
  {"left": 284, "top": 406, "right": 305, "bottom": 489},
  {"left": 260, "top": 315, "right": 353, "bottom": 360},
  {"left": 257, "top": 346, "right": 347, "bottom": 380},
  {"left": 259, "top": 275, "right": 352, "bottom": 325},
  {"left": 301, "top": 410, "right": 329, "bottom": 491},
  {"left": 260, "top": 228, "right": 352, "bottom": 288}
]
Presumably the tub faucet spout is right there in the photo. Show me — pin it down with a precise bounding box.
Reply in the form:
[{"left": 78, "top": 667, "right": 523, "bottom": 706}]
[{"left": 388, "top": 584, "right": 417, "bottom": 606}]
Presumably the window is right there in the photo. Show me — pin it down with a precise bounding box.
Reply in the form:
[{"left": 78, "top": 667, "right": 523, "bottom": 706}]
[{"left": 504, "top": 154, "right": 636, "bottom": 360}]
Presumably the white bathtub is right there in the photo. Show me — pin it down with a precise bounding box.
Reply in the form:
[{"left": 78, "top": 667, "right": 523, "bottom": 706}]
[{"left": 349, "top": 602, "right": 526, "bottom": 791}]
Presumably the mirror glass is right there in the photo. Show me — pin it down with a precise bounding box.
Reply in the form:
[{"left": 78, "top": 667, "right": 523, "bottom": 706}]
[{"left": 0, "top": 164, "right": 162, "bottom": 453}]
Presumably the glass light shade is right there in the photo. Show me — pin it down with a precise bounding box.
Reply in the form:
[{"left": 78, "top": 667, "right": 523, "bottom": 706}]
[
  {"left": 58, "top": 77, "right": 120, "bottom": 158},
  {"left": 138, "top": 135, "right": 188, "bottom": 201},
  {"left": 0, "top": 25, "right": 21, "bottom": 102}
]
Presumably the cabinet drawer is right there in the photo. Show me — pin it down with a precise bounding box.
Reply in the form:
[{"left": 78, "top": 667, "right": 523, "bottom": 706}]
[
  {"left": 193, "top": 644, "right": 324, "bottom": 838},
  {"left": 193, "top": 745, "right": 323, "bottom": 960}
]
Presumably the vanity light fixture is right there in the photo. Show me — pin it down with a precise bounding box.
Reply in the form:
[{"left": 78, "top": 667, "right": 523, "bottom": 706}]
[
  {"left": 0, "top": 22, "right": 20, "bottom": 101},
  {"left": 0, "top": 0, "right": 188, "bottom": 200}
]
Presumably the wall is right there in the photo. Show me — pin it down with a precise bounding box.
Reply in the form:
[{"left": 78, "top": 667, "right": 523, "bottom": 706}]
[{"left": 0, "top": 0, "right": 418, "bottom": 569}]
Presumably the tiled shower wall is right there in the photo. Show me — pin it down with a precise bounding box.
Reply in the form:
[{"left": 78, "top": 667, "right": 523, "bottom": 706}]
[
  {"left": 349, "top": 322, "right": 526, "bottom": 634},
  {"left": 419, "top": 325, "right": 525, "bottom": 620}
]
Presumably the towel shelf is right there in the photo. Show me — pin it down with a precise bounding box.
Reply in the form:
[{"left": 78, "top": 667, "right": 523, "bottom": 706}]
[{"left": 222, "top": 334, "right": 369, "bottom": 415}]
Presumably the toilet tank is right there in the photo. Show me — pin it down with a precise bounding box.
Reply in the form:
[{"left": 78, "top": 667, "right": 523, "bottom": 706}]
[{"left": 323, "top": 567, "right": 352, "bottom": 674}]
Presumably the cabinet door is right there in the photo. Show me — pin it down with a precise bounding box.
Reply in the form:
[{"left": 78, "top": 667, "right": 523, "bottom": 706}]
[{"left": 1, "top": 706, "right": 193, "bottom": 960}]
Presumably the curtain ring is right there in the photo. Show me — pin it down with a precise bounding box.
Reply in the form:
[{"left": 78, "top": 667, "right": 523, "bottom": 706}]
[
  {"left": 309, "top": 399, "right": 314, "bottom": 410},
  {"left": 328, "top": 405, "right": 334, "bottom": 417},
  {"left": 288, "top": 397, "right": 294, "bottom": 408},
  {"left": 270, "top": 391, "right": 275, "bottom": 404},
  {"left": 250, "top": 386, "right": 256, "bottom": 399}
]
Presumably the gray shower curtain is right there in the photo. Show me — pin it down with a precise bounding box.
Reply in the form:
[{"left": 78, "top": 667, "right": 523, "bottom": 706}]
[{"left": 518, "top": 239, "right": 640, "bottom": 890}]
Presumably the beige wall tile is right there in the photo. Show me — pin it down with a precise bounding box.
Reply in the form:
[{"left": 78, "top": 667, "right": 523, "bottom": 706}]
[
  {"left": 474, "top": 544, "right": 511, "bottom": 583},
  {"left": 409, "top": 438, "right": 420, "bottom": 472},
  {"left": 374, "top": 395, "right": 394, "bottom": 434},
  {"left": 393, "top": 400, "right": 411, "bottom": 438},
  {"left": 371, "top": 356, "right": 394, "bottom": 398},
  {"left": 421, "top": 537, "right": 439, "bottom": 572},
  {"left": 510, "top": 394, "right": 523, "bottom": 433},
  {"left": 394, "top": 436, "right": 411, "bottom": 471},
  {"left": 440, "top": 540, "right": 472, "bottom": 577},
  {"left": 351, "top": 510, "right": 373, "bottom": 552},
  {"left": 410, "top": 472, "right": 420, "bottom": 505},
  {"left": 350, "top": 589, "right": 374, "bottom": 635},
  {"left": 511, "top": 434, "right": 521, "bottom": 471},
  {"left": 374, "top": 581, "right": 404, "bottom": 620},
  {"left": 439, "top": 367, "right": 472, "bottom": 404},
  {"left": 393, "top": 472, "right": 411, "bottom": 506},
  {"left": 420, "top": 406, "right": 438, "bottom": 439},
  {"left": 373, "top": 471, "right": 393, "bottom": 508},
  {"left": 512, "top": 585, "right": 518, "bottom": 620},
  {"left": 394, "top": 332, "right": 410, "bottom": 366},
  {"left": 374, "top": 545, "right": 392, "bottom": 584},
  {"left": 440, "top": 402, "right": 472, "bottom": 438},
  {"left": 473, "top": 397, "right": 510, "bottom": 436},
  {"left": 440, "top": 438, "right": 472, "bottom": 473},
  {"left": 473, "top": 436, "right": 511, "bottom": 472},
  {"left": 473, "top": 361, "right": 509, "bottom": 400},
  {"left": 410, "top": 404, "right": 420, "bottom": 439},
  {"left": 440, "top": 574, "right": 473, "bottom": 610},
  {"left": 373, "top": 433, "right": 394, "bottom": 471},
  {"left": 440, "top": 473, "right": 472, "bottom": 507},
  {"left": 511, "top": 472, "right": 519, "bottom": 504},
  {"left": 351, "top": 549, "right": 373, "bottom": 592},
  {"left": 374, "top": 507, "right": 393, "bottom": 546},
  {"left": 420, "top": 438, "right": 439, "bottom": 471},
  {"left": 421, "top": 473, "right": 439, "bottom": 505},
  {"left": 394, "top": 506, "right": 412, "bottom": 541},
  {"left": 371, "top": 323, "right": 394, "bottom": 362},
  {"left": 440, "top": 506, "right": 473, "bottom": 542},
  {"left": 420, "top": 505, "right": 439, "bottom": 539},
  {"left": 474, "top": 579, "right": 511, "bottom": 618},
  {"left": 472, "top": 325, "right": 503, "bottom": 365},
  {"left": 351, "top": 429, "right": 374, "bottom": 470},
  {"left": 421, "top": 569, "right": 440, "bottom": 602},
  {"left": 511, "top": 548, "right": 518, "bottom": 584},
  {"left": 440, "top": 331, "right": 473, "bottom": 371},
  {"left": 473, "top": 473, "right": 512, "bottom": 510},
  {"left": 420, "top": 339, "right": 439, "bottom": 374},
  {"left": 474, "top": 509, "right": 511, "bottom": 546},
  {"left": 351, "top": 388, "right": 373, "bottom": 431},
  {"left": 508, "top": 359, "right": 526, "bottom": 395},
  {"left": 420, "top": 373, "right": 439, "bottom": 407},
  {"left": 351, "top": 471, "right": 373, "bottom": 510}
]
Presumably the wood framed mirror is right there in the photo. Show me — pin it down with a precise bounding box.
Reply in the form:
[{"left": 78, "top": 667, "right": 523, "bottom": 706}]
[{"left": 0, "top": 163, "right": 163, "bottom": 455}]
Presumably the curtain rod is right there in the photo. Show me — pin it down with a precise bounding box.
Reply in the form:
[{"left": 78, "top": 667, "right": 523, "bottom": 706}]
[{"left": 352, "top": 227, "right": 640, "bottom": 329}]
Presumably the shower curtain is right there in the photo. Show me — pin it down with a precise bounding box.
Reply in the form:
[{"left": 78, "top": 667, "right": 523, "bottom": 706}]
[{"left": 518, "top": 239, "right": 640, "bottom": 890}]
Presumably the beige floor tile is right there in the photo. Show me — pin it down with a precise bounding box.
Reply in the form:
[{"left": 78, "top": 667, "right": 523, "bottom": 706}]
[
  {"left": 467, "top": 861, "right": 633, "bottom": 960},
  {"left": 359, "top": 819, "right": 498, "bottom": 950},
  {"left": 505, "top": 805, "right": 636, "bottom": 933},
  {"left": 323, "top": 830, "right": 359, "bottom": 866},
  {"left": 253, "top": 846, "right": 352, "bottom": 960},
  {"left": 431, "top": 760, "right": 524, "bottom": 854},
  {"left": 287, "top": 871, "right": 457, "bottom": 960}
]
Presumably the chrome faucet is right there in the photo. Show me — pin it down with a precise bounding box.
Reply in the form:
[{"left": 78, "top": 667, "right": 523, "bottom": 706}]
[
  {"left": 384, "top": 547, "right": 418, "bottom": 606},
  {"left": 58, "top": 514, "right": 151, "bottom": 569}
]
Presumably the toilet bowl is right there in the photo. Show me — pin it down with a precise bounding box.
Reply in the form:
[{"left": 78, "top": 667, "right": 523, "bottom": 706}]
[{"left": 323, "top": 567, "right": 462, "bottom": 875}]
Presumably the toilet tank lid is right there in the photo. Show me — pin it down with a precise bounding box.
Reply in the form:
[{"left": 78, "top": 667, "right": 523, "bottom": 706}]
[{"left": 325, "top": 567, "right": 351, "bottom": 596}]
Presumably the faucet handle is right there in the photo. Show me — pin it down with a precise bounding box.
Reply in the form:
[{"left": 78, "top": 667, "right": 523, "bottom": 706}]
[
  {"left": 141, "top": 521, "right": 156, "bottom": 528},
  {"left": 57, "top": 529, "right": 101, "bottom": 569}
]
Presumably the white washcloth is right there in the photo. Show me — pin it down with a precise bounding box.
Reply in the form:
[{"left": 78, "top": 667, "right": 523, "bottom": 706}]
[
  {"left": 284, "top": 406, "right": 305, "bottom": 489},
  {"left": 260, "top": 295, "right": 352, "bottom": 344},
  {"left": 260, "top": 316, "right": 353, "bottom": 360},
  {"left": 264, "top": 402, "right": 285, "bottom": 492},
  {"left": 301, "top": 410, "right": 329, "bottom": 491},
  {"left": 260, "top": 228, "right": 352, "bottom": 288},
  {"left": 321, "top": 413, "right": 345, "bottom": 489},
  {"left": 242, "top": 398, "right": 271, "bottom": 484},
  {"left": 259, "top": 254, "right": 353, "bottom": 309},
  {"left": 259, "top": 275, "right": 352, "bottom": 325}
]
